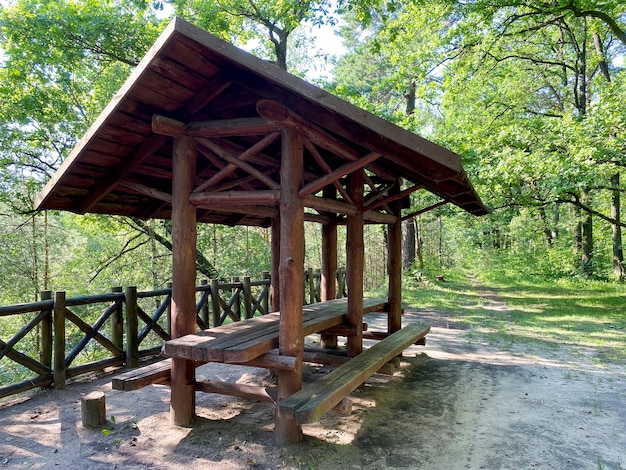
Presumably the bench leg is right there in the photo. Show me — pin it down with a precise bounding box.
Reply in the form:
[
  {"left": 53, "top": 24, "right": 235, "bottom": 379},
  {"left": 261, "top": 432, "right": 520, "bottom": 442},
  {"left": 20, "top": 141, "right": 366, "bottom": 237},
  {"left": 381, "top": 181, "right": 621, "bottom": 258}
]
[
  {"left": 275, "top": 369, "right": 302, "bottom": 445},
  {"left": 170, "top": 358, "right": 195, "bottom": 426}
]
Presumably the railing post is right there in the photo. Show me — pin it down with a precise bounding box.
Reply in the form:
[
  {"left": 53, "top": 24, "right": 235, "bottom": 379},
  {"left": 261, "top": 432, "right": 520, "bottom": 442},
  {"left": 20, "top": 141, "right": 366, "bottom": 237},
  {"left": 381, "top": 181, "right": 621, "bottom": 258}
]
[
  {"left": 125, "top": 286, "right": 139, "bottom": 368},
  {"left": 307, "top": 267, "right": 315, "bottom": 305},
  {"left": 166, "top": 282, "right": 173, "bottom": 336},
  {"left": 242, "top": 276, "right": 252, "bottom": 319},
  {"left": 53, "top": 290, "right": 66, "bottom": 390},
  {"left": 262, "top": 271, "right": 270, "bottom": 315},
  {"left": 199, "top": 279, "right": 209, "bottom": 325},
  {"left": 40, "top": 290, "right": 53, "bottom": 372},
  {"left": 211, "top": 278, "right": 220, "bottom": 327},
  {"left": 111, "top": 286, "right": 124, "bottom": 351},
  {"left": 232, "top": 276, "right": 241, "bottom": 321}
]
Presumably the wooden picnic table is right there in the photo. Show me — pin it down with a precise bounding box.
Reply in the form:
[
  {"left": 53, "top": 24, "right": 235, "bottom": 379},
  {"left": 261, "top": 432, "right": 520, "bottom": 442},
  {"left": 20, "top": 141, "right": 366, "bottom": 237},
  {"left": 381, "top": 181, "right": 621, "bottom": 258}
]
[{"left": 162, "top": 297, "right": 388, "bottom": 364}]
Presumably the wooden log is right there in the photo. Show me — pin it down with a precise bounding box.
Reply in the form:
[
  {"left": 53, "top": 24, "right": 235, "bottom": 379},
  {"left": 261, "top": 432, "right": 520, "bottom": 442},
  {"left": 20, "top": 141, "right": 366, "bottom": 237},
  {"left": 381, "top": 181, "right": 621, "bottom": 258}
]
[
  {"left": 186, "top": 117, "right": 279, "bottom": 137},
  {"left": 299, "top": 151, "right": 382, "bottom": 198},
  {"left": 170, "top": 135, "right": 198, "bottom": 426},
  {"left": 81, "top": 391, "right": 106, "bottom": 427},
  {"left": 271, "top": 217, "right": 280, "bottom": 313},
  {"left": 401, "top": 200, "right": 448, "bottom": 221},
  {"left": 190, "top": 190, "right": 280, "bottom": 206},
  {"left": 304, "top": 141, "right": 352, "bottom": 203},
  {"left": 321, "top": 322, "right": 367, "bottom": 336},
  {"left": 53, "top": 291, "right": 66, "bottom": 390},
  {"left": 276, "top": 126, "right": 305, "bottom": 445},
  {"left": 304, "top": 194, "right": 357, "bottom": 216},
  {"left": 118, "top": 180, "right": 172, "bottom": 203},
  {"left": 152, "top": 114, "right": 185, "bottom": 137},
  {"left": 388, "top": 182, "right": 403, "bottom": 334},
  {"left": 346, "top": 170, "right": 364, "bottom": 356},
  {"left": 363, "top": 183, "right": 423, "bottom": 212}
]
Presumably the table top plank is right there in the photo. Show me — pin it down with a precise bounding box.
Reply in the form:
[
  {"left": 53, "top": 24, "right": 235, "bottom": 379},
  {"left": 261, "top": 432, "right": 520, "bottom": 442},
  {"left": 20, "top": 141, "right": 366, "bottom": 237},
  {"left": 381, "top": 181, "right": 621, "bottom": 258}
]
[{"left": 164, "top": 298, "right": 388, "bottom": 364}]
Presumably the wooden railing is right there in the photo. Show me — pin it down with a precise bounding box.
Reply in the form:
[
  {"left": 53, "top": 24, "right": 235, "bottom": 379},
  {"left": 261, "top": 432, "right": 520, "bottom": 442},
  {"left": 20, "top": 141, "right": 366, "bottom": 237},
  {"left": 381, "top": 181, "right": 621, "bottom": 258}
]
[{"left": 0, "top": 268, "right": 347, "bottom": 400}]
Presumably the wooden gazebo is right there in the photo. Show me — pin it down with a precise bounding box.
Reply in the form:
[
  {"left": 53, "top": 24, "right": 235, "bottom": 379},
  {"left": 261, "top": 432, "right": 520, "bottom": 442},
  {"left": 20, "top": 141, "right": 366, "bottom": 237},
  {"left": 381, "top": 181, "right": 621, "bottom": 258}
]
[{"left": 35, "top": 18, "right": 489, "bottom": 445}]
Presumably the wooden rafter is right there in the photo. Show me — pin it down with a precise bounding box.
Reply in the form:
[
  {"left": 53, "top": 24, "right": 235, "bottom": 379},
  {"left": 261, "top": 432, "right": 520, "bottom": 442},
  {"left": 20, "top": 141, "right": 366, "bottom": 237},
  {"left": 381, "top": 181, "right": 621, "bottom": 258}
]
[
  {"left": 299, "top": 151, "right": 382, "bottom": 198},
  {"left": 363, "top": 183, "right": 424, "bottom": 212},
  {"left": 304, "top": 141, "right": 352, "bottom": 204},
  {"left": 196, "top": 137, "right": 279, "bottom": 189},
  {"left": 118, "top": 180, "right": 172, "bottom": 204},
  {"left": 401, "top": 200, "right": 448, "bottom": 221}
]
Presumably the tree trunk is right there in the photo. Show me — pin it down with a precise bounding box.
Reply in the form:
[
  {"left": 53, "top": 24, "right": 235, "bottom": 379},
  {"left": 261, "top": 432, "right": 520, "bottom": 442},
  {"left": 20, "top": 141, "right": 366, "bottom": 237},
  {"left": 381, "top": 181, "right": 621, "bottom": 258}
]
[
  {"left": 538, "top": 206, "right": 553, "bottom": 247},
  {"left": 581, "top": 191, "right": 593, "bottom": 277},
  {"left": 402, "top": 218, "right": 416, "bottom": 270},
  {"left": 611, "top": 173, "right": 624, "bottom": 280},
  {"left": 415, "top": 219, "right": 424, "bottom": 270}
]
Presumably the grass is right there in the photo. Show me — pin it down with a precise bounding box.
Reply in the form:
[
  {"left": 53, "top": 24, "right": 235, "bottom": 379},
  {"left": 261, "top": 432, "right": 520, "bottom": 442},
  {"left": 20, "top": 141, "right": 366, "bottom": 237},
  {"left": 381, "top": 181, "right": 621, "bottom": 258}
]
[{"left": 395, "top": 267, "right": 626, "bottom": 364}]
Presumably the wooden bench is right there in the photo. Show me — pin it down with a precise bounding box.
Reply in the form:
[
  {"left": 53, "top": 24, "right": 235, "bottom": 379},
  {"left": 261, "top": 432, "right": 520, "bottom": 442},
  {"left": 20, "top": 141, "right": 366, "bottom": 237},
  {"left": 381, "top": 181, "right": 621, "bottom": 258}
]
[
  {"left": 112, "top": 358, "right": 173, "bottom": 391},
  {"left": 278, "top": 322, "right": 430, "bottom": 424}
]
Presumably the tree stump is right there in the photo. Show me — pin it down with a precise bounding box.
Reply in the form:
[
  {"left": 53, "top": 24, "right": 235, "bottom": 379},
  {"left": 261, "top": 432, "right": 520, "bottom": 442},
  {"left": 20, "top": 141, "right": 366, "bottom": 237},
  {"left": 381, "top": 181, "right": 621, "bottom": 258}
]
[{"left": 81, "top": 391, "right": 106, "bottom": 427}]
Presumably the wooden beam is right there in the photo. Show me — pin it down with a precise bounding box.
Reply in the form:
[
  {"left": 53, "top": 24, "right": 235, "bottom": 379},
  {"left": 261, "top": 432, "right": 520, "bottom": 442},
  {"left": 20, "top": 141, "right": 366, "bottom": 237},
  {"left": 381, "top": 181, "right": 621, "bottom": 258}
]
[
  {"left": 363, "top": 209, "right": 397, "bottom": 225},
  {"left": 196, "top": 138, "right": 279, "bottom": 189},
  {"left": 170, "top": 135, "right": 197, "bottom": 426},
  {"left": 346, "top": 170, "right": 364, "bottom": 356},
  {"left": 118, "top": 180, "right": 172, "bottom": 203},
  {"left": 189, "top": 190, "right": 280, "bottom": 206},
  {"left": 276, "top": 126, "right": 304, "bottom": 445},
  {"left": 304, "top": 141, "right": 352, "bottom": 204},
  {"left": 152, "top": 114, "right": 185, "bottom": 137},
  {"left": 192, "top": 203, "right": 278, "bottom": 219},
  {"left": 186, "top": 117, "right": 279, "bottom": 137},
  {"left": 299, "top": 151, "right": 382, "bottom": 198},
  {"left": 194, "top": 132, "right": 280, "bottom": 193},
  {"left": 401, "top": 200, "right": 448, "bottom": 221},
  {"left": 364, "top": 183, "right": 424, "bottom": 212},
  {"left": 303, "top": 194, "right": 357, "bottom": 217}
]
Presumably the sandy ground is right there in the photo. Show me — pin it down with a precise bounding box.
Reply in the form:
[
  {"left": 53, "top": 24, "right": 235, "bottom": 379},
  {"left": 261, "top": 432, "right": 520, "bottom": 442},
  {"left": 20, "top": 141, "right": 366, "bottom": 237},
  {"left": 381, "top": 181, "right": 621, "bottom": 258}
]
[{"left": 1, "top": 292, "right": 625, "bottom": 469}]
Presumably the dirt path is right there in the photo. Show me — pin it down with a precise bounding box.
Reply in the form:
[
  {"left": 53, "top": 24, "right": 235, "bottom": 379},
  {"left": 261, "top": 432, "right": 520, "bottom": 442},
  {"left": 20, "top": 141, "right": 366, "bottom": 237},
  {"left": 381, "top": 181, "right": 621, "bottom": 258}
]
[{"left": 1, "top": 288, "right": 625, "bottom": 469}]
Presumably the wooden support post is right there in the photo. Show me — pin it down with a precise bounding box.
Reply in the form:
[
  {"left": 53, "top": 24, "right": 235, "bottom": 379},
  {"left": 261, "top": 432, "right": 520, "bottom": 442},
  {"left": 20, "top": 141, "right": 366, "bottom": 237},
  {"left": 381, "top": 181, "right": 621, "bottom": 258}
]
[
  {"left": 170, "top": 135, "right": 198, "bottom": 426},
  {"left": 40, "top": 290, "right": 53, "bottom": 373},
  {"left": 346, "top": 170, "right": 364, "bottom": 356},
  {"left": 388, "top": 181, "right": 403, "bottom": 334},
  {"left": 125, "top": 286, "right": 139, "bottom": 368},
  {"left": 321, "top": 194, "right": 338, "bottom": 348},
  {"left": 53, "top": 290, "right": 66, "bottom": 390},
  {"left": 270, "top": 216, "right": 280, "bottom": 313},
  {"left": 111, "top": 287, "right": 124, "bottom": 351},
  {"left": 307, "top": 267, "right": 315, "bottom": 305},
  {"left": 276, "top": 126, "right": 304, "bottom": 445}
]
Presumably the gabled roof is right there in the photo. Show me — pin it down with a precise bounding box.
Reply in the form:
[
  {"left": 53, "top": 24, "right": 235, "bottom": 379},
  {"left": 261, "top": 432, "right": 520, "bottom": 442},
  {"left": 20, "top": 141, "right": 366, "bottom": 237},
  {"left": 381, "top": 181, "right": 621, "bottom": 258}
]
[{"left": 35, "top": 17, "right": 489, "bottom": 225}]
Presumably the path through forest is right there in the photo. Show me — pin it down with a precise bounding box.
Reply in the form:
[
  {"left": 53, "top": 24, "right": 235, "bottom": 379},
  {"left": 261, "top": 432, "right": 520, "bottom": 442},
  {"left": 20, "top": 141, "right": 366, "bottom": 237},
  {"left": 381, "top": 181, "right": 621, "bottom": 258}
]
[{"left": 1, "top": 283, "right": 625, "bottom": 469}]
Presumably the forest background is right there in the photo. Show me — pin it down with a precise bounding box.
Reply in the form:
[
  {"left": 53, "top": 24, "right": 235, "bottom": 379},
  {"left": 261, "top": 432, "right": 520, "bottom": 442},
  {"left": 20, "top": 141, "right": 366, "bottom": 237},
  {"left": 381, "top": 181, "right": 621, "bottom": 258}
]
[{"left": 0, "top": 0, "right": 625, "bottom": 307}]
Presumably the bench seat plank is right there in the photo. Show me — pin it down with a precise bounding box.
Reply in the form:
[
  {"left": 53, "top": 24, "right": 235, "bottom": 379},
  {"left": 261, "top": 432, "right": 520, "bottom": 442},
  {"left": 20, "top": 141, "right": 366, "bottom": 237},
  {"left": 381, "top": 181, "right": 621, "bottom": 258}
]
[
  {"left": 278, "top": 323, "right": 430, "bottom": 424},
  {"left": 112, "top": 358, "right": 172, "bottom": 391}
]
